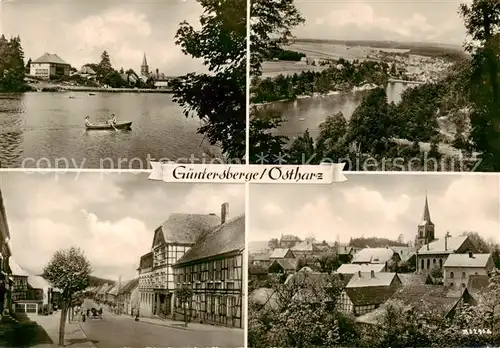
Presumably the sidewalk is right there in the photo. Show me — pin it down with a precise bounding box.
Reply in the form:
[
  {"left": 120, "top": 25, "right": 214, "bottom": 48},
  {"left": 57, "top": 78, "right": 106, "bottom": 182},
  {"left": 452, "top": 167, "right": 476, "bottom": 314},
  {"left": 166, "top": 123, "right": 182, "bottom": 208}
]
[
  {"left": 28, "top": 312, "right": 94, "bottom": 348},
  {"left": 119, "top": 313, "right": 243, "bottom": 333}
]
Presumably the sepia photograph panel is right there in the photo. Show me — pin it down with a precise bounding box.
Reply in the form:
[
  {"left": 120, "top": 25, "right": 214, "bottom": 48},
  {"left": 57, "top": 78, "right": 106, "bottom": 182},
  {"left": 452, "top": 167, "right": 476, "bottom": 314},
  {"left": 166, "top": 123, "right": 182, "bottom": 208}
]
[
  {"left": 248, "top": 174, "right": 500, "bottom": 347},
  {"left": 0, "top": 172, "right": 245, "bottom": 347},
  {"left": 0, "top": 0, "right": 246, "bottom": 169},
  {"left": 249, "top": 0, "right": 497, "bottom": 172}
]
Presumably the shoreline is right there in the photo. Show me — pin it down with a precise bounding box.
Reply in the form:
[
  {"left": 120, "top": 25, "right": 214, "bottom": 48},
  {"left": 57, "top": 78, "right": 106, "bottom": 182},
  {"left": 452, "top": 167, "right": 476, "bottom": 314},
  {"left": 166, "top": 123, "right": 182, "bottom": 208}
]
[
  {"left": 37, "top": 86, "right": 173, "bottom": 94},
  {"left": 252, "top": 83, "right": 379, "bottom": 108}
]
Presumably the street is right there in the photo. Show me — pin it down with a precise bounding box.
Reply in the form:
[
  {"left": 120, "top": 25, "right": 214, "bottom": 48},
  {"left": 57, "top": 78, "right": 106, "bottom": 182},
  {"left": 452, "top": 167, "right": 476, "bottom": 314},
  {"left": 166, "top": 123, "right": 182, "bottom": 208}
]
[{"left": 80, "top": 300, "right": 244, "bottom": 348}]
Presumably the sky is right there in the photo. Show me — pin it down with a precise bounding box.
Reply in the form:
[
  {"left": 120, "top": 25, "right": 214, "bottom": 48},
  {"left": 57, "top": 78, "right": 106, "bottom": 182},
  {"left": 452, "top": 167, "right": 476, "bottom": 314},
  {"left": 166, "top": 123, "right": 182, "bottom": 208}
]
[
  {"left": 1, "top": 0, "right": 206, "bottom": 75},
  {"left": 293, "top": 0, "right": 472, "bottom": 45},
  {"left": 249, "top": 174, "right": 500, "bottom": 245},
  {"left": 0, "top": 171, "right": 244, "bottom": 281}
]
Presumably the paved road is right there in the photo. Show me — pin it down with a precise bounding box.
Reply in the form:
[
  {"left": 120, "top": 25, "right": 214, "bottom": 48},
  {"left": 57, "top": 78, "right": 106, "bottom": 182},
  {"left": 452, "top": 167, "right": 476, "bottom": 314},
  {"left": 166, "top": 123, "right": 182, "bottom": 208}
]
[{"left": 80, "top": 300, "right": 243, "bottom": 348}]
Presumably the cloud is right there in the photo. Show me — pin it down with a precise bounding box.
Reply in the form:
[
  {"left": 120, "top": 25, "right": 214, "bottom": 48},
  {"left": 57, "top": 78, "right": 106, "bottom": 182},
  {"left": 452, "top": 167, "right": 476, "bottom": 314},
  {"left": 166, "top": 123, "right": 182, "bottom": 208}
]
[
  {"left": 1, "top": 172, "right": 245, "bottom": 280},
  {"left": 294, "top": 1, "right": 466, "bottom": 44},
  {"left": 249, "top": 175, "right": 500, "bottom": 246}
]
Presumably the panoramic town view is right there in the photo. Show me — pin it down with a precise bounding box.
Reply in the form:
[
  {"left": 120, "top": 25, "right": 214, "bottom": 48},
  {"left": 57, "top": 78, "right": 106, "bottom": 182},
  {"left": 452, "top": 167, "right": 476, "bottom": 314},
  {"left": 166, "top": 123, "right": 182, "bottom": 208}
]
[
  {"left": 248, "top": 174, "right": 500, "bottom": 347},
  {"left": 249, "top": 0, "right": 499, "bottom": 171},
  {"left": 0, "top": 0, "right": 246, "bottom": 168},
  {"left": 0, "top": 172, "right": 245, "bottom": 347}
]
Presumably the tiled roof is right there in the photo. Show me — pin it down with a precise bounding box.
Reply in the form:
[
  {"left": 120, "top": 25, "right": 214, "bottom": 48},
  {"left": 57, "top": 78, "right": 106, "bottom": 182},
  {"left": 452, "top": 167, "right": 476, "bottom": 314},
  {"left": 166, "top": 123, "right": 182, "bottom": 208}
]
[
  {"left": 352, "top": 248, "right": 395, "bottom": 264},
  {"left": 270, "top": 248, "right": 291, "bottom": 258},
  {"left": 80, "top": 66, "right": 96, "bottom": 74},
  {"left": 9, "top": 258, "right": 29, "bottom": 277},
  {"left": 175, "top": 215, "right": 244, "bottom": 265},
  {"left": 119, "top": 278, "right": 139, "bottom": 293},
  {"left": 32, "top": 53, "right": 70, "bottom": 65},
  {"left": 345, "top": 284, "right": 399, "bottom": 306},
  {"left": 269, "top": 258, "right": 297, "bottom": 272},
  {"left": 158, "top": 213, "right": 221, "bottom": 245},
  {"left": 390, "top": 284, "right": 466, "bottom": 315},
  {"left": 336, "top": 245, "right": 355, "bottom": 255},
  {"left": 417, "top": 236, "right": 468, "bottom": 255},
  {"left": 97, "top": 283, "right": 110, "bottom": 295},
  {"left": 444, "top": 253, "right": 492, "bottom": 268},
  {"left": 336, "top": 263, "right": 385, "bottom": 274},
  {"left": 346, "top": 272, "right": 399, "bottom": 289},
  {"left": 107, "top": 283, "right": 120, "bottom": 295},
  {"left": 28, "top": 275, "right": 51, "bottom": 290},
  {"left": 390, "top": 247, "right": 416, "bottom": 262},
  {"left": 397, "top": 273, "right": 429, "bottom": 286}
]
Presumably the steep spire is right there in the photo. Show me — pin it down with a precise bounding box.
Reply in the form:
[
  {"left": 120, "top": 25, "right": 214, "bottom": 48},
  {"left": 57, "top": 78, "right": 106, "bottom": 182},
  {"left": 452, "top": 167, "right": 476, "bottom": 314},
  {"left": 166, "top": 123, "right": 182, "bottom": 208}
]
[
  {"left": 421, "top": 192, "right": 432, "bottom": 224},
  {"left": 142, "top": 53, "right": 148, "bottom": 67}
]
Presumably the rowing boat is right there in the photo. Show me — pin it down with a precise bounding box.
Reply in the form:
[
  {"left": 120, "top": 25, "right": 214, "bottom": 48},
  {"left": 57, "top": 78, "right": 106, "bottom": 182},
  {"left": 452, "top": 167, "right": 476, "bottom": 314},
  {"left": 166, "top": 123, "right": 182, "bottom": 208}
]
[{"left": 85, "top": 121, "right": 132, "bottom": 130}]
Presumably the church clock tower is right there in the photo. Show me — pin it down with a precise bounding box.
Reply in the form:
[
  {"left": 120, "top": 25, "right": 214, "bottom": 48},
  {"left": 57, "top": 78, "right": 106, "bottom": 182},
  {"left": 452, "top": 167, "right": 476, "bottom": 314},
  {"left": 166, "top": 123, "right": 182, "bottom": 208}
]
[
  {"left": 141, "top": 53, "right": 149, "bottom": 77},
  {"left": 415, "top": 193, "right": 435, "bottom": 249}
]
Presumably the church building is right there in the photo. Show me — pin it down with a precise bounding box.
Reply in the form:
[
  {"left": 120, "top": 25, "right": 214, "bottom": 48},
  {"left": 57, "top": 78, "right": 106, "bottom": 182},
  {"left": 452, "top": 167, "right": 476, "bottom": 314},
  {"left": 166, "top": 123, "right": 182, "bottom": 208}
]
[{"left": 415, "top": 194, "right": 478, "bottom": 274}]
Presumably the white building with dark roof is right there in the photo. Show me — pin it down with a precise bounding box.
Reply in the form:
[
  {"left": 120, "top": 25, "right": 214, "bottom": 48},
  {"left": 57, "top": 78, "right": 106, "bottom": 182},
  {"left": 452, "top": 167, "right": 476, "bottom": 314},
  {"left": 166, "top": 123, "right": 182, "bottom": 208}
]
[
  {"left": 443, "top": 253, "right": 495, "bottom": 288},
  {"left": 30, "top": 53, "right": 71, "bottom": 79},
  {"left": 416, "top": 234, "right": 478, "bottom": 273}
]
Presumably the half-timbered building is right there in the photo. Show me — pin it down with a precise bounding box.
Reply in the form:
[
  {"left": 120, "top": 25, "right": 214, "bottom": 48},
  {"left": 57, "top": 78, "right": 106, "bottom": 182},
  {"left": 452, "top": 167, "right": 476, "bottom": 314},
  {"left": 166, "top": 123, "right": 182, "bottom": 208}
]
[
  {"left": 172, "top": 213, "right": 245, "bottom": 328},
  {"left": 140, "top": 208, "right": 221, "bottom": 319}
]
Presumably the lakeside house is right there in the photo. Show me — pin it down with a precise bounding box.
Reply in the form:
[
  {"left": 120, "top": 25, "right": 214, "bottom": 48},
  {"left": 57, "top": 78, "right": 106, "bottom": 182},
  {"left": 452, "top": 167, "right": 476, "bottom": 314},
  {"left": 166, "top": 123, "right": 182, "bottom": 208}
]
[
  {"left": 172, "top": 210, "right": 245, "bottom": 328},
  {"left": 30, "top": 53, "right": 71, "bottom": 80},
  {"left": 138, "top": 208, "right": 220, "bottom": 319}
]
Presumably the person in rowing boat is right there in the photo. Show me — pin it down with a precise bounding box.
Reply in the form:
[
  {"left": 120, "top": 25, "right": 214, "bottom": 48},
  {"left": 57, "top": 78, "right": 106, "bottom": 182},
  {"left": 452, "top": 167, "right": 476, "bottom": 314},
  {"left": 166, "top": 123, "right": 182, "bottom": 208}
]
[
  {"left": 85, "top": 116, "right": 91, "bottom": 127},
  {"left": 108, "top": 114, "right": 118, "bottom": 130}
]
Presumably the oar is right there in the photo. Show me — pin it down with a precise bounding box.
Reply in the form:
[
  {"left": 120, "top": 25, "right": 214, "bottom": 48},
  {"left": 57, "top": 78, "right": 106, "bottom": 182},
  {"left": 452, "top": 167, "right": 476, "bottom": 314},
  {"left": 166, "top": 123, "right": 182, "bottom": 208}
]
[{"left": 111, "top": 123, "right": 118, "bottom": 131}]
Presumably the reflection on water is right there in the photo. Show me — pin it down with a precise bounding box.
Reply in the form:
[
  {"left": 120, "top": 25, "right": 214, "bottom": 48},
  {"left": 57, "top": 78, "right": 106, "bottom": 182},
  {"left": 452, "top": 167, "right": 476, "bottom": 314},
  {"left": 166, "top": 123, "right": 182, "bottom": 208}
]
[
  {"left": 256, "top": 82, "right": 408, "bottom": 141},
  {"left": 0, "top": 92, "right": 219, "bottom": 168}
]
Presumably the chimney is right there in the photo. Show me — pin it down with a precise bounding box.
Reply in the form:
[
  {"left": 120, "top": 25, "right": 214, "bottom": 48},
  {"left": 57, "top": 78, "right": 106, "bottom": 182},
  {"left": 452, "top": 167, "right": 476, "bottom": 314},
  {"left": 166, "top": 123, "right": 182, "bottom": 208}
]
[
  {"left": 358, "top": 270, "right": 361, "bottom": 277},
  {"left": 221, "top": 202, "right": 229, "bottom": 224},
  {"left": 469, "top": 252, "right": 473, "bottom": 258},
  {"left": 370, "top": 270, "right": 375, "bottom": 278}
]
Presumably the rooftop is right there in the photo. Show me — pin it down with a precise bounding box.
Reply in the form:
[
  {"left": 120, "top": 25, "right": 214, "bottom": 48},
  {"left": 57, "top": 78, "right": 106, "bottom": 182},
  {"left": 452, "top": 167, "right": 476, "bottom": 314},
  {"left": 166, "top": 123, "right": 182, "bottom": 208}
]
[
  {"left": 9, "top": 258, "right": 29, "bottom": 277},
  {"left": 270, "top": 258, "right": 297, "bottom": 272},
  {"left": 417, "top": 236, "right": 468, "bottom": 255},
  {"left": 291, "top": 241, "right": 315, "bottom": 251},
  {"left": 352, "top": 248, "right": 395, "bottom": 264},
  {"left": 269, "top": 248, "right": 291, "bottom": 258},
  {"left": 175, "top": 215, "right": 244, "bottom": 266},
  {"left": 155, "top": 213, "right": 221, "bottom": 246},
  {"left": 346, "top": 272, "right": 399, "bottom": 288},
  {"left": 336, "top": 263, "right": 385, "bottom": 274},
  {"left": 32, "top": 53, "right": 70, "bottom": 65},
  {"left": 443, "top": 253, "right": 492, "bottom": 268}
]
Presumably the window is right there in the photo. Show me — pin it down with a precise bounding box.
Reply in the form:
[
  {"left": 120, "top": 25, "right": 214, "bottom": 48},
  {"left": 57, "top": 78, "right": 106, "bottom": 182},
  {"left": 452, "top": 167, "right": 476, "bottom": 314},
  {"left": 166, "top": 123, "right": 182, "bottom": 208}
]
[
  {"left": 462, "top": 272, "right": 466, "bottom": 279},
  {"left": 433, "top": 259, "right": 436, "bottom": 265},
  {"left": 228, "top": 258, "right": 234, "bottom": 280},
  {"left": 475, "top": 272, "right": 479, "bottom": 275},
  {"left": 427, "top": 259, "right": 430, "bottom": 269},
  {"left": 439, "top": 259, "right": 443, "bottom": 268},
  {"left": 461, "top": 283, "right": 466, "bottom": 287},
  {"left": 450, "top": 272, "right": 454, "bottom": 279},
  {"left": 450, "top": 282, "right": 454, "bottom": 288},
  {"left": 421, "top": 259, "right": 424, "bottom": 270}
]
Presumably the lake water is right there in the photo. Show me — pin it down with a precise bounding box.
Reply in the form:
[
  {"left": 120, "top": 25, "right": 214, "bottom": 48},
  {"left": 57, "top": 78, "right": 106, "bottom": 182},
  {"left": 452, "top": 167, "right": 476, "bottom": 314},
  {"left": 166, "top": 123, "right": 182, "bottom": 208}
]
[
  {"left": 0, "top": 92, "right": 219, "bottom": 169},
  {"left": 255, "top": 82, "right": 408, "bottom": 141}
]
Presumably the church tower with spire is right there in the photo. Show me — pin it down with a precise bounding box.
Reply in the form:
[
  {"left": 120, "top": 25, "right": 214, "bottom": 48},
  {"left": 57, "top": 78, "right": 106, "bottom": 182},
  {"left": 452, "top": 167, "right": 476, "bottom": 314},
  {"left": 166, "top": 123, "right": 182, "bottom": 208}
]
[
  {"left": 141, "top": 53, "right": 149, "bottom": 77},
  {"left": 415, "top": 193, "right": 435, "bottom": 249}
]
